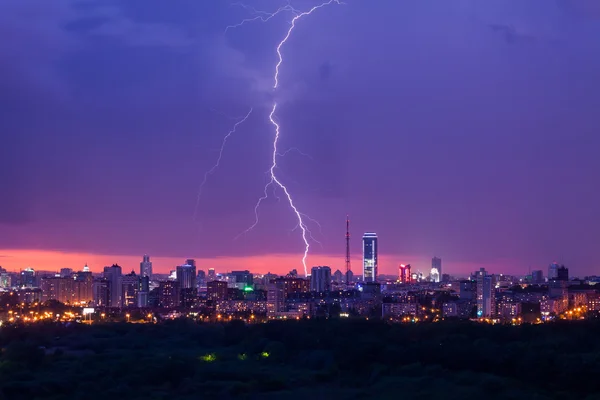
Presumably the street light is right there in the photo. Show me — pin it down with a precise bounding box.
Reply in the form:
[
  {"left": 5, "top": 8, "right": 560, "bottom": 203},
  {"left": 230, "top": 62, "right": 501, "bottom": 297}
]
[{"left": 126, "top": 313, "right": 130, "bottom": 322}]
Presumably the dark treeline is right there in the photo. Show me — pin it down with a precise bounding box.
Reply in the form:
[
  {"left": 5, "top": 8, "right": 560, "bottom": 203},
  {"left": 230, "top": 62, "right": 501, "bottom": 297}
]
[{"left": 1, "top": 319, "right": 600, "bottom": 399}]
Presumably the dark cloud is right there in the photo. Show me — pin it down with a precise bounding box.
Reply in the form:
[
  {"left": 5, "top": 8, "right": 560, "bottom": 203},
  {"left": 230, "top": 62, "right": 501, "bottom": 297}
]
[{"left": 1, "top": 0, "right": 600, "bottom": 274}]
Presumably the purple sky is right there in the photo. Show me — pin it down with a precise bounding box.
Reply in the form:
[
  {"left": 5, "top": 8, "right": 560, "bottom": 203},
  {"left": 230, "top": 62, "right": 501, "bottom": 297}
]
[{"left": 2, "top": 0, "right": 600, "bottom": 276}]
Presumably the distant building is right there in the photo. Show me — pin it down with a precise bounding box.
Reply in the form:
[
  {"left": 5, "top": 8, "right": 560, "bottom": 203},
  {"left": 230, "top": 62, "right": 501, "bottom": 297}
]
[
  {"left": 231, "top": 270, "right": 253, "bottom": 288},
  {"left": 41, "top": 277, "right": 73, "bottom": 304},
  {"left": 556, "top": 266, "right": 569, "bottom": 281},
  {"left": 60, "top": 268, "right": 73, "bottom": 278},
  {"left": 159, "top": 280, "right": 180, "bottom": 308},
  {"left": 362, "top": 232, "right": 378, "bottom": 282},
  {"left": 73, "top": 267, "right": 94, "bottom": 306},
  {"left": 176, "top": 264, "right": 197, "bottom": 289},
  {"left": 138, "top": 275, "right": 150, "bottom": 308},
  {"left": 475, "top": 268, "right": 495, "bottom": 318},
  {"left": 398, "top": 264, "right": 412, "bottom": 284},
  {"left": 267, "top": 280, "right": 286, "bottom": 315},
  {"left": 0, "top": 271, "right": 10, "bottom": 289},
  {"left": 20, "top": 268, "right": 35, "bottom": 288},
  {"left": 442, "top": 300, "right": 472, "bottom": 319},
  {"left": 431, "top": 257, "right": 442, "bottom": 283},
  {"left": 17, "top": 288, "right": 42, "bottom": 304},
  {"left": 498, "top": 301, "right": 521, "bottom": 320},
  {"left": 197, "top": 270, "right": 206, "bottom": 286},
  {"left": 270, "top": 277, "right": 309, "bottom": 299},
  {"left": 140, "top": 255, "right": 153, "bottom": 278},
  {"left": 207, "top": 280, "right": 228, "bottom": 302},
  {"left": 459, "top": 280, "right": 476, "bottom": 300},
  {"left": 103, "top": 264, "right": 123, "bottom": 308},
  {"left": 93, "top": 279, "right": 109, "bottom": 307},
  {"left": 531, "top": 270, "right": 544, "bottom": 284},
  {"left": 122, "top": 271, "right": 139, "bottom": 308},
  {"left": 310, "top": 266, "right": 331, "bottom": 292},
  {"left": 548, "top": 262, "right": 560, "bottom": 280},
  {"left": 333, "top": 270, "right": 344, "bottom": 283},
  {"left": 207, "top": 268, "right": 216, "bottom": 281}
]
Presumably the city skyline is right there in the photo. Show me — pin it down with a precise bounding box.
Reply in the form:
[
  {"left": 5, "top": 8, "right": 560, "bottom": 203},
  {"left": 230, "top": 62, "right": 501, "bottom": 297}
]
[{"left": 3, "top": 0, "right": 600, "bottom": 275}]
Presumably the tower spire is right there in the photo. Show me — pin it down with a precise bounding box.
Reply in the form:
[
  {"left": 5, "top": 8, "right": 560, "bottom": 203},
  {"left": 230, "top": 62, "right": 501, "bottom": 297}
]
[{"left": 345, "top": 214, "right": 351, "bottom": 285}]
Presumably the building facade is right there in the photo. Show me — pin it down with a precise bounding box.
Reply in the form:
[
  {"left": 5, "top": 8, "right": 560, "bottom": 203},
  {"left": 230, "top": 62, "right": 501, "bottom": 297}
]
[
  {"left": 310, "top": 266, "right": 331, "bottom": 292},
  {"left": 362, "top": 232, "right": 378, "bottom": 283}
]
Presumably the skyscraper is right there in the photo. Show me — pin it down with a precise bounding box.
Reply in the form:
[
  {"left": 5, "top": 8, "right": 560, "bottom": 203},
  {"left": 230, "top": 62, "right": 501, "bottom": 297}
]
[
  {"left": 231, "top": 270, "right": 253, "bottom": 287},
  {"left": 475, "top": 268, "right": 496, "bottom": 318},
  {"left": 362, "top": 232, "right": 378, "bottom": 282},
  {"left": 207, "top": 268, "right": 216, "bottom": 282},
  {"left": 548, "top": 262, "right": 560, "bottom": 280},
  {"left": 122, "top": 271, "right": 139, "bottom": 308},
  {"left": 310, "top": 266, "right": 331, "bottom": 292},
  {"left": 138, "top": 275, "right": 150, "bottom": 308},
  {"left": 176, "top": 264, "right": 197, "bottom": 289},
  {"left": 20, "top": 268, "right": 35, "bottom": 288},
  {"left": 177, "top": 263, "right": 197, "bottom": 308},
  {"left": 140, "top": 255, "right": 152, "bottom": 278},
  {"left": 531, "top": 270, "right": 544, "bottom": 284},
  {"left": 103, "top": 264, "right": 123, "bottom": 308},
  {"left": 431, "top": 257, "right": 442, "bottom": 283}
]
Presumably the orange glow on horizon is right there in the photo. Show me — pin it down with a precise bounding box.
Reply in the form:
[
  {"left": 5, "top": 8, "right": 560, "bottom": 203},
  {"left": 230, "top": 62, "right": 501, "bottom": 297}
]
[{"left": 0, "top": 248, "right": 492, "bottom": 276}]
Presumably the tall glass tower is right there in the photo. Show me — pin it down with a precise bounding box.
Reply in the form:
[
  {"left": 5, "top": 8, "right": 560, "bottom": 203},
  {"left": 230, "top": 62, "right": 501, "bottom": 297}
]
[{"left": 362, "top": 232, "right": 378, "bottom": 282}]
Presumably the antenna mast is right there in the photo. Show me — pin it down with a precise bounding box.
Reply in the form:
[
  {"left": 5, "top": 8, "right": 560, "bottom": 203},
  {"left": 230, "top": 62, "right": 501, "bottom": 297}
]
[{"left": 345, "top": 215, "right": 351, "bottom": 285}]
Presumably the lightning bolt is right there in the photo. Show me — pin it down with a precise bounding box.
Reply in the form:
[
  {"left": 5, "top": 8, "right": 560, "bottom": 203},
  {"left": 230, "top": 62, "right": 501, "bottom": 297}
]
[
  {"left": 277, "top": 147, "right": 313, "bottom": 160},
  {"left": 225, "top": 2, "right": 299, "bottom": 33},
  {"left": 229, "top": 0, "right": 341, "bottom": 277},
  {"left": 193, "top": 108, "right": 253, "bottom": 222}
]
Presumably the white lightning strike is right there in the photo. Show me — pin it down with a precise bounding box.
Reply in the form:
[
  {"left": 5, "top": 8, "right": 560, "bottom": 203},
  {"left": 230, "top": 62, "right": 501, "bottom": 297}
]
[
  {"left": 277, "top": 147, "right": 313, "bottom": 160},
  {"left": 231, "top": 0, "right": 341, "bottom": 276},
  {"left": 225, "top": 2, "right": 299, "bottom": 33},
  {"left": 193, "top": 108, "right": 253, "bottom": 222}
]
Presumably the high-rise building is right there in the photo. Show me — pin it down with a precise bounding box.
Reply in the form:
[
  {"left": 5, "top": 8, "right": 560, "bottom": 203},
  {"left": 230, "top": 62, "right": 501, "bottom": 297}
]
[
  {"left": 548, "top": 262, "right": 560, "bottom": 280},
  {"left": 41, "top": 277, "right": 74, "bottom": 304},
  {"left": 362, "top": 232, "right": 378, "bottom": 282},
  {"left": 270, "top": 277, "right": 309, "bottom": 299},
  {"left": 73, "top": 268, "right": 94, "bottom": 306},
  {"left": 177, "top": 262, "right": 197, "bottom": 308},
  {"left": 475, "top": 268, "right": 496, "bottom": 318},
  {"left": 398, "top": 264, "right": 412, "bottom": 284},
  {"left": 267, "top": 280, "right": 286, "bottom": 315},
  {"left": 197, "top": 270, "right": 206, "bottom": 286},
  {"left": 333, "top": 270, "right": 343, "bottom": 283},
  {"left": 159, "top": 280, "right": 180, "bottom": 308},
  {"left": 140, "top": 255, "right": 152, "bottom": 278},
  {"left": 0, "top": 271, "right": 10, "bottom": 289},
  {"left": 103, "top": 264, "right": 123, "bottom": 308},
  {"left": 138, "top": 275, "right": 150, "bottom": 308},
  {"left": 93, "top": 278, "right": 109, "bottom": 307},
  {"left": 310, "top": 266, "right": 331, "bottom": 292},
  {"left": 431, "top": 257, "right": 442, "bottom": 283},
  {"left": 122, "top": 271, "right": 139, "bottom": 308},
  {"left": 531, "top": 270, "right": 544, "bottom": 284},
  {"left": 207, "top": 268, "right": 216, "bottom": 281},
  {"left": 556, "top": 266, "right": 569, "bottom": 281},
  {"left": 207, "top": 280, "right": 228, "bottom": 302},
  {"left": 60, "top": 268, "right": 73, "bottom": 278},
  {"left": 231, "top": 270, "right": 253, "bottom": 288},
  {"left": 176, "top": 264, "right": 197, "bottom": 289},
  {"left": 20, "top": 268, "right": 36, "bottom": 288}
]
